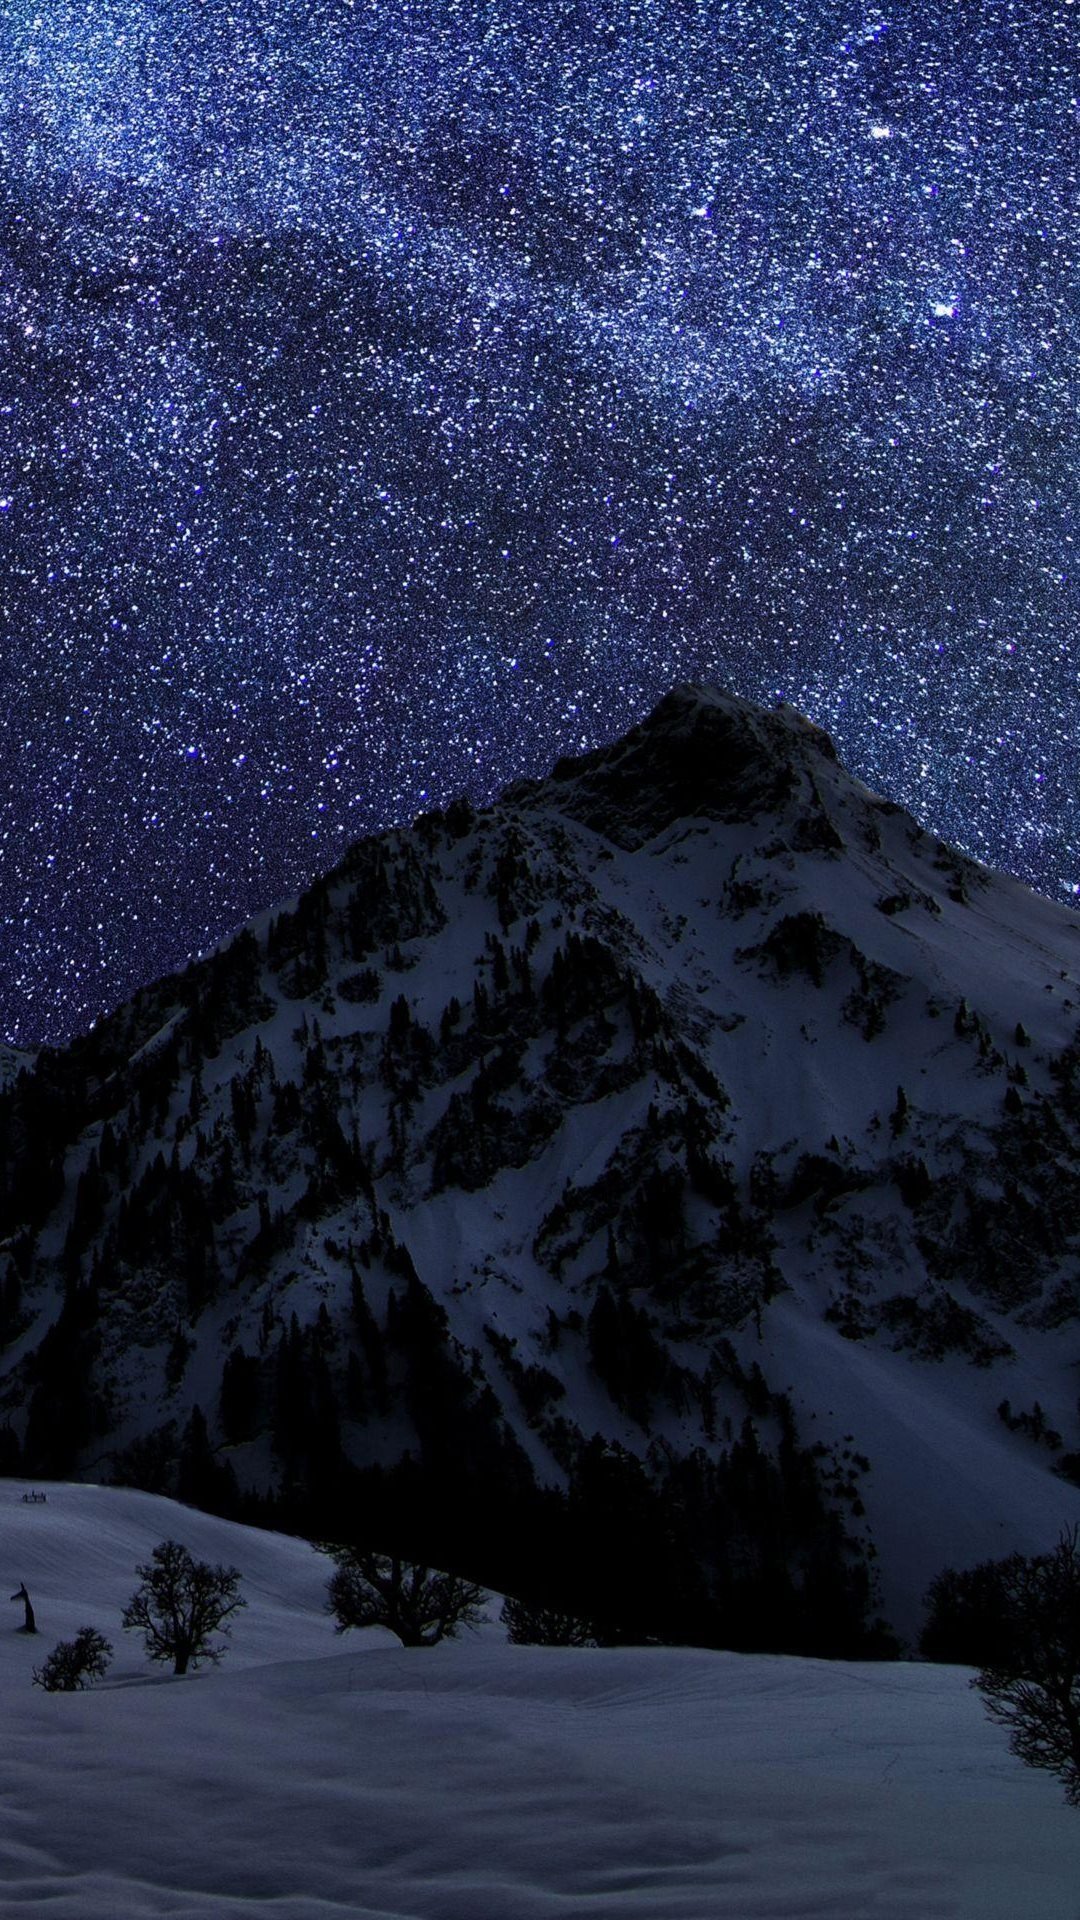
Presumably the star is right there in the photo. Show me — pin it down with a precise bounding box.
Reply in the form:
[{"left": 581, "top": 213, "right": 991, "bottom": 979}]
[{"left": 0, "top": 1, "right": 1074, "bottom": 1043}]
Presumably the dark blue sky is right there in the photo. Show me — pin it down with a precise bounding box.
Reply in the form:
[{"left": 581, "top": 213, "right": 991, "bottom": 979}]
[{"left": 0, "top": 0, "right": 1076, "bottom": 1043}]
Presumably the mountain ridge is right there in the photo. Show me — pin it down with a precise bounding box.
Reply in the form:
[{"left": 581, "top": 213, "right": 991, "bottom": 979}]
[{"left": 2, "top": 684, "right": 1080, "bottom": 1647}]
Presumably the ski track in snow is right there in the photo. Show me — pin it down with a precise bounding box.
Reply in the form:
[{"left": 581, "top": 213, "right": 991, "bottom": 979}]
[{"left": 0, "top": 1482, "right": 1076, "bottom": 1917}]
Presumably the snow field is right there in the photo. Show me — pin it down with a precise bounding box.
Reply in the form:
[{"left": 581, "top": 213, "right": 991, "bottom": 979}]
[{"left": 0, "top": 1483, "right": 1077, "bottom": 1916}]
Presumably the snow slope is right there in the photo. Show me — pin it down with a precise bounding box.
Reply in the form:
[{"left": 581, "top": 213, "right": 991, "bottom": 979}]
[{"left": 0, "top": 1480, "right": 1078, "bottom": 1919}]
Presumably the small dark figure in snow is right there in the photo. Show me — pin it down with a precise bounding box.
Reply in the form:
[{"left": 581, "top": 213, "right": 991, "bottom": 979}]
[{"left": 11, "top": 1583, "right": 36, "bottom": 1633}]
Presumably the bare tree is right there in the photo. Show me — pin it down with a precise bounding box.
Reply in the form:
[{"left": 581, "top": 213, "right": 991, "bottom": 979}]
[
  {"left": 972, "top": 1528, "right": 1080, "bottom": 1805},
  {"left": 122, "top": 1540, "right": 245, "bottom": 1675},
  {"left": 324, "top": 1548, "right": 485, "bottom": 1647}
]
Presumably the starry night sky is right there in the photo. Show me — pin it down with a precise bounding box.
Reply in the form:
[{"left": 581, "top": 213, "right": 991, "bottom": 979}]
[{"left": 0, "top": 1, "right": 1076, "bottom": 1044}]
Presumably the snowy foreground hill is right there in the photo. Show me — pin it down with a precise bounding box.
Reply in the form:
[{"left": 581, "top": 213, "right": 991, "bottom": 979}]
[
  {"left": 4, "top": 684, "right": 1080, "bottom": 1646},
  {"left": 2, "top": 1480, "right": 1079, "bottom": 1920}
]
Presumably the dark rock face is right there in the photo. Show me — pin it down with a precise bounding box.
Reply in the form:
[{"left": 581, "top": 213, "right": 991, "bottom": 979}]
[{"left": 522, "top": 686, "right": 838, "bottom": 847}]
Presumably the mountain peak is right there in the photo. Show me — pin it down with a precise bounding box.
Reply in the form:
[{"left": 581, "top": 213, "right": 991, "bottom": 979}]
[
  {"left": 640, "top": 682, "right": 841, "bottom": 768},
  {"left": 517, "top": 682, "right": 842, "bottom": 846}
]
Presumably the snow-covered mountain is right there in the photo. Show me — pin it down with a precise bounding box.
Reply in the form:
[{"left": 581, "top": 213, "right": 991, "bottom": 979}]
[
  {"left": 3, "top": 684, "right": 1080, "bottom": 1645},
  {"left": 4, "top": 1480, "right": 1078, "bottom": 1919}
]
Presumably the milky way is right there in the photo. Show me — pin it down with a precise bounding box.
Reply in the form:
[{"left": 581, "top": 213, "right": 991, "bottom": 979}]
[{"left": 0, "top": 1, "right": 1076, "bottom": 1043}]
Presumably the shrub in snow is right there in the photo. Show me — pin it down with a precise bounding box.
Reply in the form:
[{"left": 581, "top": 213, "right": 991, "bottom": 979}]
[
  {"left": 501, "top": 1597, "right": 596, "bottom": 1647},
  {"left": 122, "top": 1539, "right": 245, "bottom": 1675},
  {"left": 928, "top": 1528, "right": 1080, "bottom": 1805},
  {"left": 970, "top": 1529, "right": 1080, "bottom": 1806},
  {"left": 33, "top": 1627, "right": 112, "bottom": 1692},
  {"left": 324, "top": 1548, "right": 485, "bottom": 1647}
]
